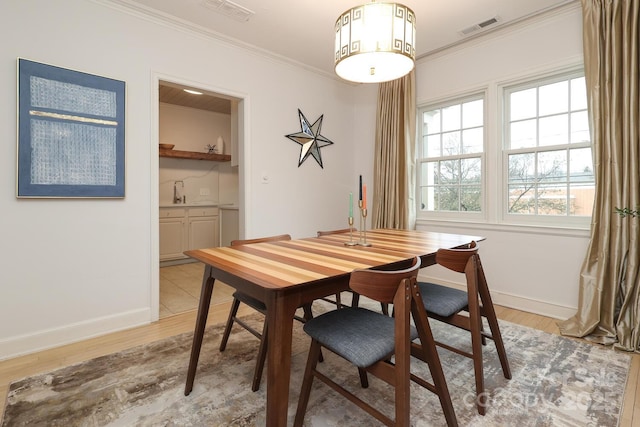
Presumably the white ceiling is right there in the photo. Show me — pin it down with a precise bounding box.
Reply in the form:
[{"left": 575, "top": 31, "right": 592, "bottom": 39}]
[{"left": 111, "top": 0, "right": 576, "bottom": 76}]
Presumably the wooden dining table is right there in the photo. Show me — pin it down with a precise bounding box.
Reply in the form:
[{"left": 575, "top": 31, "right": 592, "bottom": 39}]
[{"left": 183, "top": 228, "right": 484, "bottom": 426}]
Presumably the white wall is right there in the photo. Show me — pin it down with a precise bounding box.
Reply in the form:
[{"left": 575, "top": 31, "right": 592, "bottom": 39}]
[
  {"left": 159, "top": 103, "right": 231, "bottom": 154},
  {"left": 0, "top": 0, "right": 366, "bottom": 359},
  {"left": 413, "top": 3, "right": 588, "bottom": 319}
]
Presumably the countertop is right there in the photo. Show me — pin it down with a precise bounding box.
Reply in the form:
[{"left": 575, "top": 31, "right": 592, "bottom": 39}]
[
  {"left": 159, "top": 202, "right": 219, "bottom": 208},
  {"left": 159, "top": 202, "right": 238, "bottom": 209}
]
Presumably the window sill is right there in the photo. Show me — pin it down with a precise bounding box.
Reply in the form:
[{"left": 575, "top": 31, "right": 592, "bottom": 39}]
[{"left": 415, "top": 218, "right": 591, "bottom": 238}]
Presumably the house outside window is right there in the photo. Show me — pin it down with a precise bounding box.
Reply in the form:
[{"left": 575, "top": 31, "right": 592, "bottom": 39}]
[
  {"left": 503, "top": 71, "right": 594, "bottom": 227},
  {"left": 417, "top": 95, "right": 485, "bottom": 219}
]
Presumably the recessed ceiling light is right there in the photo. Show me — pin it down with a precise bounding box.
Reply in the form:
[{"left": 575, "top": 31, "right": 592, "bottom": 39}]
[{"left": 184, "top": 89, "right": 203, "bottom": 95}]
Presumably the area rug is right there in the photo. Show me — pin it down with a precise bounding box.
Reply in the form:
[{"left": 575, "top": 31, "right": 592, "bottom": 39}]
[{"left": 1, "top": 305, "right": 631, "bottom": 427}]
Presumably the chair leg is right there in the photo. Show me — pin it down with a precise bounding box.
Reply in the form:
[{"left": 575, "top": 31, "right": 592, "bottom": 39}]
[
  {"left": 293, "top": 339, "right": 323, "bottom": 427},
  {"left": 381, "top": 303, "right": 389, "bottom": 316},
  {"left": 413, "top": 336, "right": 458, "bottom": 426},
  {"left": 480, "top": 321, "right": 487, "bottom": 346},
  {"left": 301, "top": 303, "right": 323, "bottom": 362},
  {"left": 477, "top": 260, "right": 511, "bottom": 379},
  {"left": 410, "top": 284, "right": 458, "bottom": 427},
  {"left": 302, "top": 303, "right": 314, "bottom": 321},
  {"left": 351, "top": 292, "right": 360, "bottom": 308},
  {"left": 468, "top": 288, "right": 486, "bottom": 415},
  {"left": 480, "top": 295, "right": 511, "bottom": 379},
  {"left": 358, "top": 367, "right": 369, "bottom": 388},
  {"left": 219, "top": 298, "right": 241, "bottom": 352},
  {"left": 335, "top": 292, "right": 342, "bottom": 308},
  {"left": 251, "top": 319, "right": 268, "bottom": 392}
]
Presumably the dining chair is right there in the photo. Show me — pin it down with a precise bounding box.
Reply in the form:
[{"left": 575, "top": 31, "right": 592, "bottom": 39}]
[
  {"left": 414, "top": 241, "right": 511, "bottom": 415},
  {"left": 294, "top": 256, "right": 458, "bottom": 427},
  {"left": 316, "top": 228, "right": 389, "bottom": 315},
  {"left": 218, "top": 233, "right": 315, "bottom": 392}
]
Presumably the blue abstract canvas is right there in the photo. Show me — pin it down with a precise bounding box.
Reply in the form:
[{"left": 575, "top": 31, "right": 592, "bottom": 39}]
[{"left": 17, "top": 59, "right": 125, "bottom": 197}]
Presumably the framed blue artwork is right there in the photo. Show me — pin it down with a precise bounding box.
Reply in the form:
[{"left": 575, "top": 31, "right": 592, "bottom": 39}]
[{"left": 17, "top": 58, "right": 126, "bottom": 198}]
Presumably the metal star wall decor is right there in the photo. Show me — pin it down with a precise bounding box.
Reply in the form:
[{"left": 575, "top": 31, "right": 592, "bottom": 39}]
[{"left": 285, "top": 109, "right": 334, "bottom": 168}]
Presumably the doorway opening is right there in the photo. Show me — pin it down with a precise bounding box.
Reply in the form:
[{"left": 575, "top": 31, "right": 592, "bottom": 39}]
[{"left": 156, "top": 79, "right": 244, "bottom": 319}]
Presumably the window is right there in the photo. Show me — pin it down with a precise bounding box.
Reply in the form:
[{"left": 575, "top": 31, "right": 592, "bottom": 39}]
[
  {"left": 416, "top": 68, "right": 593, "bottom": 230},
  {"left": 503, "top": 72, "right": 594, "bottom": 225},
  {"left": 417, "top": 95, "right": 484, "bottom": 216}
]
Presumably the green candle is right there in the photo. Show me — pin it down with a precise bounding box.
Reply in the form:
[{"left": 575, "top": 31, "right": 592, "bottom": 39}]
[{"left": 349, "top": 192, "right": 353, "bottom": 217}]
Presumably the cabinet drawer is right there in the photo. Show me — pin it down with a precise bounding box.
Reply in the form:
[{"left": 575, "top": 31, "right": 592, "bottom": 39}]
[
  {"left": 160, "top": 208, "right": 186, "bottom": 218},
  {"left": 188, "top": 207, "right": 219, "bottom": 217}
]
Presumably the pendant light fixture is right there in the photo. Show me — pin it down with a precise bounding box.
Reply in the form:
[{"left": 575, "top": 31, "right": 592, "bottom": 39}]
[{"left": 334, "top": 1, "right": 416, "bottom": 83}]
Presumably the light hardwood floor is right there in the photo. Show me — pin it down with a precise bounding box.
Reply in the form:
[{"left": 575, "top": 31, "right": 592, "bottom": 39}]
[{"left": 1, "top": 289, "right": 639, "bottom": 424}]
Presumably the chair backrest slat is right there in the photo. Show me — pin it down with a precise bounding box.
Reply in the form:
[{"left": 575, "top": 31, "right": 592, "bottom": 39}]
[
  {"left": 349, "top": 257, "right": 421, "bottom": 303},
  {"left": 435, "top": 241, "right": 477, "bottom": 273}
]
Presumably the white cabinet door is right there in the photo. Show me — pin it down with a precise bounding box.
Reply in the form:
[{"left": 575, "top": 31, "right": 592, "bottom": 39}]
[
  {"left": 159, "top": 217, "right": 187, "bottom": 260},
  {"left": 189, "top": 216, "right": 219, "bottom": 250},
  {"left": 160, "top": 207, "right": 219, "bottom": 261}
]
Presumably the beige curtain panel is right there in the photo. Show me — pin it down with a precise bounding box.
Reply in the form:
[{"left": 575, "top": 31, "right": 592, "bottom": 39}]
[
  {"left": 559, "top": 0, "right": 640, "bottom": 352},
  {"left": 372, "top": 70, "right": 416, "bottom": 230}
]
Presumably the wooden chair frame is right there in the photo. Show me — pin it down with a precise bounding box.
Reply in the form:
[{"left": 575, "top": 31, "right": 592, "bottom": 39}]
[
  {"left": 219, "top": 234, "right": 314, "bottom": 391},
  {"left": 413, "top": 244, "right": 511, "bottom": 415},
  {"left": 294, "top": 257, "right": 458, "bottom": 427}
]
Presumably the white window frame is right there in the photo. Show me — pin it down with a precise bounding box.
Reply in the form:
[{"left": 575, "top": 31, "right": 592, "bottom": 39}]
[
  {"left": 416, "top": 92, "right": 487, "bottom": 222},
  {"left": 499, "top": 69, "right": 593, "bottom": 229}
]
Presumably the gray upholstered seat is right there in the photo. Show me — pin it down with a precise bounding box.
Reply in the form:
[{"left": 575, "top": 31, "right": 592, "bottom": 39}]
[
  {"left": 303, "top": 307, "right": 418, "bottom": 368},
  {"left": 417, "top": 282, "right": 468, "bottom": 317}
]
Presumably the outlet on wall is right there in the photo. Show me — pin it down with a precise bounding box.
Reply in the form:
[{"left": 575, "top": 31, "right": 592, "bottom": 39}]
[{"left": 200, "top": 188, "right": 210, "bottom": 196}]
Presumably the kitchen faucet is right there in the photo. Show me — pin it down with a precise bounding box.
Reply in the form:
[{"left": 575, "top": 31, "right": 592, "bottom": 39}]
[{"left": 174, "top": 181, "right": 184, "bottom": 204}]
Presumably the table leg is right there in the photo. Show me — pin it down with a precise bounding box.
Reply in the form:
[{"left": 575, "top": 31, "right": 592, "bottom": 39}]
[
  {"left": 265, "top": 291, "right": 298, "bottom": 427},
  {"left": 184, "top": 265, "right": 215, "bottom": 395}
]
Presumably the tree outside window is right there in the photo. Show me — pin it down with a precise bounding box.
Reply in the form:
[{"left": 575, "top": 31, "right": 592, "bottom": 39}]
[
  {"left": 419, "top": 97, "right": 484, "bottom": 213},
  {"left": 504, "top": 73, "right": 594, "bottom": 221}
]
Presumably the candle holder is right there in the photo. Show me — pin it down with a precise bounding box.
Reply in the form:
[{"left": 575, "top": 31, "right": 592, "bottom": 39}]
[
  {"left": 344, "top": 216, "right": 357, "bottom": 246},
  {"left": 358, "top": 201, "right": 372, "bottom": 247}
]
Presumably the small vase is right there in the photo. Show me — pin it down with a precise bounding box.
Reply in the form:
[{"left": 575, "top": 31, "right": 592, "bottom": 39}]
[{"left": 217, "top": 136, "right": 225, "bottom": 154}]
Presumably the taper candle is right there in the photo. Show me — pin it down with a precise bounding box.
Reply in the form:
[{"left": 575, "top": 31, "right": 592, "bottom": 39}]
[
  {"left": 363, "top": 184, "right": 367, "bottom": 210},
  {"left": 359, "top": 175, "right": 362, "bottom": 200},
  {"left": 349, "top": 192, "right": 353, "bottom": 217}
]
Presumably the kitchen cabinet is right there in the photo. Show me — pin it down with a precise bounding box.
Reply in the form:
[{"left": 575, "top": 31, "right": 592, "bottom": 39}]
[
  {"left": 159, "top": 206, "right": 219, "bottom": 262},
  {"left": 159, "top": 208, "right": 187, "bottom": 261},
  {"left": 188, "top": 207, "right": 219, "bottom": 252}
]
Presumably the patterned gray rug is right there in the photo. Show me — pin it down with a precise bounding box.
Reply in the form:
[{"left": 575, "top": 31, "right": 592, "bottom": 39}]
[{"left": 1, "top": 305, "right": 631, "bottom": 427}]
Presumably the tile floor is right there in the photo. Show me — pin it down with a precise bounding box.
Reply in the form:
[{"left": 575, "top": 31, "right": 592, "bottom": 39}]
[{"left": 159, "top": 261, "right": 235, "bottom": 318}]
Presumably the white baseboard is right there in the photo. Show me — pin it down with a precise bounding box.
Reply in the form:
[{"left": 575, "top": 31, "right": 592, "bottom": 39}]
[
  {"left": 490, "top": 291, "right": 576, "bottom": 320},
  {"left": 160, "top": 258, "right": 198, "bottom": 268},
  {"left": 417, "top": 275, "right": 577, "bottom": 321},
  {"left": 0, "top": 308, "right": 151, "bottom": 361}
]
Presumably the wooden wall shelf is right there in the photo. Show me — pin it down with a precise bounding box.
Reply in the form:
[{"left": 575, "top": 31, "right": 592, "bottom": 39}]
[{"left": 159, "top": 149, "right": 230, "bottom": 162}]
